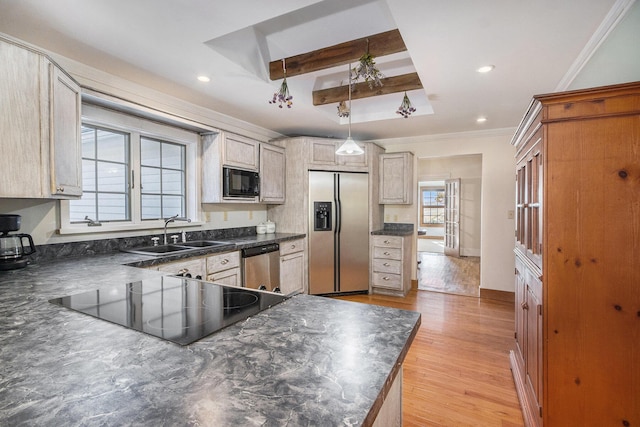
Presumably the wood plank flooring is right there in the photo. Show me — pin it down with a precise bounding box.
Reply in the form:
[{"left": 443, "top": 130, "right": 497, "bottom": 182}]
[{"left": 336, "top": 290, "right": 524, "bottom": 426}]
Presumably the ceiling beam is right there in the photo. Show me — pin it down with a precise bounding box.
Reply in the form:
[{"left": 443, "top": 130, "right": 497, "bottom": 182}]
[
  {"left": 312, "top": 72, "right": 422, "bottom": 106},
  {"left": 269, "top": 29, "right": 406, "bottom": 80}
]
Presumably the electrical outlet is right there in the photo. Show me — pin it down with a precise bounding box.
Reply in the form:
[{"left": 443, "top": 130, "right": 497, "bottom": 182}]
[
  {"left": 385, "top": 214, "right": 390, "bottom": 221},
  {"left": 249, "top": 210, "right": 253, "bottom": 220},
  {"left": 507, "top": 210, "right": 514, "bottom": 219},
  {"left": 223, "top": 211, "right": 228, "bottom": 221},
  {"left": 393, "top": 215, "right": 398, "bottom": 222}
]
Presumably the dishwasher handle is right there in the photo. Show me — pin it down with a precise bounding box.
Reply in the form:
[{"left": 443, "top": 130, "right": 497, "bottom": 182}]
[{"left": 241, "top": 243, "right": 280, "bottom": 258}]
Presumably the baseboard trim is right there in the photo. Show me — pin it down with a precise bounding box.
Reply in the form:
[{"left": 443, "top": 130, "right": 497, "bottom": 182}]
[{"left": 480, "top": 288, "right": 515, "bottom": 303}]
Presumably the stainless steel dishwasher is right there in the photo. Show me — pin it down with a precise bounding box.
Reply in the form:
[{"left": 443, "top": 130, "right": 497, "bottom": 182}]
[{"left": 241, "top": 243, "right": 280, "bottom": 292}]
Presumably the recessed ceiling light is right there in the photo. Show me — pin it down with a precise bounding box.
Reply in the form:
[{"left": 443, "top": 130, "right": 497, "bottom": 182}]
[
  {"left": 477, "top": 117, "right": 487, "bottom": 123},
  {"left": 477, "top": 65, "right": 495, "bottom": 73},
  {"left": 197, "top": 75, "right": 211, "bottom": 82}
]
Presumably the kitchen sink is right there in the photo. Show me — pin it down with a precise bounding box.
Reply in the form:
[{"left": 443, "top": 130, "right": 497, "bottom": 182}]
[
  {"left": 182, "top": 240, "right": 232, "bottom": 248},
  {"left": 123, "top": 244, "right": 194, "bottom": 255},
  {"left": 122, "top": 240, "right": 233, "bottom": 256}
]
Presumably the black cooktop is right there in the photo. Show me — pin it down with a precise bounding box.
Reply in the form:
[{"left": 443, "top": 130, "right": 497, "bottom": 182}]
[{"left": 49, "top": 276, "right": 289, "bottom": 345}]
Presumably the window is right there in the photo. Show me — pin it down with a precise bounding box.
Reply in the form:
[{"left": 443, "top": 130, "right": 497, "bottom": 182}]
[
  {"left": 61, "top": 104, "right": 199, "bottom": 233},
  {"left": 140, "top": 137, "right": 186, "bottom": 220},
  {"left": 70, "top": 126, "right": 130, "bottom": 223},
  {"left": 420, "top": 186, "right": 445, "bottom": 226}
]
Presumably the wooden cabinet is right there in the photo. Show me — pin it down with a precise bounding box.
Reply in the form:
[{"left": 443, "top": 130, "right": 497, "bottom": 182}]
[
  {"left": 509, "top": 82, "right": 640, "bottom": 427},
  {"left": 379, "top": 152, "right": 413, "bottom": 204},
  {"left": 0, "top": 35, "right": 81, "bottom": 199},
  {"left": 223, "top": 132, "right": 259, "bottom": 171},
  {"left": 206, "top": 250, "right": 241, "bottom": 287},
  {"left": 259, "top": 143, "right": 285, "bottom": 204},
  {"left": 279, "top": 238, "right": 306, "bottom": 295},
  {"left": 308, "top": 138, "right": 368, "bottom": 168},
  {"left": 371, "top": 235, "right": 411, "bottom": 296},
  {"left": 157, "top": 257, "right": 206, "bottom": 279}
]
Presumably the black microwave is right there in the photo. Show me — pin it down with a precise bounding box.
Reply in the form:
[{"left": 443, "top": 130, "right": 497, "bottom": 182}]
[{"left": 223, "top": 167, "right": 260, "bottom": 198}]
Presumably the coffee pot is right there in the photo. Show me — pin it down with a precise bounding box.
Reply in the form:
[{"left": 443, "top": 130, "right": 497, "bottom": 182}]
[{"left": 0, "top": 214, "right": 36, "bottom": 271}]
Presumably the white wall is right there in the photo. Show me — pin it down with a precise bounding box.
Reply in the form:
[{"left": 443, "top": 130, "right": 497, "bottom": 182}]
[{"left": 377, "top": 129, "right": 516, "bottom": 293}]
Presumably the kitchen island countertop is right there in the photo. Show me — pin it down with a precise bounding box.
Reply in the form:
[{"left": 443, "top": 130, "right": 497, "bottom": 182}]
[{"left": 0, "top": 248, "right": 420, "bottom": 425}]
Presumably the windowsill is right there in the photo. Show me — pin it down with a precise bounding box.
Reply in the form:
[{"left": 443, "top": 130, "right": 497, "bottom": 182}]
[{"left": 58, "top": 221, "right": 205, "bottom": 236}]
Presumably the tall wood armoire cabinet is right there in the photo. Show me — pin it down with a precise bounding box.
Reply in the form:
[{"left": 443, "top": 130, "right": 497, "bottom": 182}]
[{"left": 510, "top": 81, "right": 640, "bottom": 427}]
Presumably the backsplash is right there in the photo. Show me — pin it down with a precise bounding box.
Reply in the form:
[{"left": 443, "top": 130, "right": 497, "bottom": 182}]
[{"left": 29, "top": 227, "right": 256, "bottom": 263}]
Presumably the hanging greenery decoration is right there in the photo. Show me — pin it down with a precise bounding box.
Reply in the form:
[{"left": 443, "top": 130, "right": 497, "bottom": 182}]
[
  {"left": 352, "top": 39, "right": 384, "bottom": 89},
  {"left": 396, "top": 92, "right": 416, "bottom": 118},
  {"left": 269, "top": 59, "right": 293, "bottom": 108}
]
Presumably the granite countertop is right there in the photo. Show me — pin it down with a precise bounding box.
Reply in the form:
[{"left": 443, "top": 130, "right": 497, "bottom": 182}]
[
  {"left": 0, "top": 235, "right": 421, "bottom": 426},
  {"left": 371, "top": 223, "right": 414, "bottom": 237}
]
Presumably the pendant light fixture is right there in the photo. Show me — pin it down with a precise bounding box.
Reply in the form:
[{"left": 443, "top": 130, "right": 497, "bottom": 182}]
[{"left": 336, "top": 64, "right": 364, "bottom": 156}]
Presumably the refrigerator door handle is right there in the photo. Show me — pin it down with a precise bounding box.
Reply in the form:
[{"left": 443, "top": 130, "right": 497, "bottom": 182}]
[{"left": 334, "top": 173, "right": 341, "bottom": 292}]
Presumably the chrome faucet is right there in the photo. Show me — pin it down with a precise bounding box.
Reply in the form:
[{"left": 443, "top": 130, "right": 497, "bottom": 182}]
[{"left": 164, "top": 214, "right": 191, "bottom": 244}]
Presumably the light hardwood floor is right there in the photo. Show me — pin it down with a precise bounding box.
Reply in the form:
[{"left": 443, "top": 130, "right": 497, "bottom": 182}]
[{"left": 336, "top": 290, "right": 524, "bottom": 426}]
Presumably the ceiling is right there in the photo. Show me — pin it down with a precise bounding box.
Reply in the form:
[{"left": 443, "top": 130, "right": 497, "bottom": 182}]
[{"left": 0, "top": 0, "right": 635, "bottom": 142}]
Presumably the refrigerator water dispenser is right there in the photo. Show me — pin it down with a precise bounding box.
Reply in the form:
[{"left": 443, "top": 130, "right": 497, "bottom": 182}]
[{"left": 313, "top": 201, "right": 332, "bottom": 231}]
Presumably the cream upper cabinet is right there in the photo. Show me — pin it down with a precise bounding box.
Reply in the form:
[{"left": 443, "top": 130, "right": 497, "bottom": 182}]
[
  {"left": 223, "top": 132, "right": 259, "bottom": 171},
  {"left": 0, "top": 35, "right": 81, "bottom": 199},
  {"left": 379, "top": 152, "right": 414, "bottom": 204},
  {"left": 49, "top": 62, "right": 82, "bottom": 197},
  {"left": 259, "top": 143, "right": 285, "bottom": 204},
  {"left": 308, "top": 138, "right": 368, "bottom": 169}
]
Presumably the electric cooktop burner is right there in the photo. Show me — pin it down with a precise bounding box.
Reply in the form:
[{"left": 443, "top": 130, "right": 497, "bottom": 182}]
[{"left": 49, "top": 276, "right": 288, "bottom": 345}]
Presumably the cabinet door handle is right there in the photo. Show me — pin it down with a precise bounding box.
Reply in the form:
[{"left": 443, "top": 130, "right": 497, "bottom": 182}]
[
  {"left": 384, "top": 240, "right": 390, "bottom": 244},
  {"left": 383, "top": 276, "right": 390, "bottom": 281},
  {"left": 57, "top": 186, "right": 65, "bottom": 193},
  {"left": 383, "top": 251, "right": 391, "bottom": 256},
  {"left": 383, "top": 262, "right": 390, "bottom": 266},
  {"left": 220, "top": 259, "right": 229, "bottom": 265},
  {"left": 521, "top": 302, "right": 529, "bottom": 310}
]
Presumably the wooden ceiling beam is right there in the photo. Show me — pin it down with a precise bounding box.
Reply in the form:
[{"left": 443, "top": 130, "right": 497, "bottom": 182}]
[
  {"left": 269, "top": 29, "right": 406, "bottom": 80},
  {"left": 312, "top": 72, "right": 422, "bottom": 106}
]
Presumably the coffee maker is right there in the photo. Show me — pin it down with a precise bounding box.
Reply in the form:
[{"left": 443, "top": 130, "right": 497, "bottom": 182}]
[{"left": 0, "top": 214, "right": 36, "bottom": 271}]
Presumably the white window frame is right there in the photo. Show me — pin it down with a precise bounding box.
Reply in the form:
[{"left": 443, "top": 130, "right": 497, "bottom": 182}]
[{"left": 59, "top": 104, "right": 202, "bottom": 235}]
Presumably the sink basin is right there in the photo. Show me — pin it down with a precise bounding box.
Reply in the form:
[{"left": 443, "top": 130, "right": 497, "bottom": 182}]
[
  {"left": 123, "top": 244, "right": 193, "bottom": 256},
  {"left": 122, "top": 241, "right": 233, "bottom": 256},
  {"left": 182, "top": 240, "right": 231, "bottom": 248}
]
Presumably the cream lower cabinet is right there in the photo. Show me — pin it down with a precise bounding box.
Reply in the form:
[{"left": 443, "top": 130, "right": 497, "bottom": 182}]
[
  {"left": 0, "top": 35, "right": 82, "bottom": 199},
  {"left": 206, "top": 251, "right": 241, "bottom": 287},
  {"left": 279, "top": 238, "right": 306, "bottom": 295},
  {"left": 156, "top": 257, "right": 206, "bottom": 279},
  {"left": 371, "top": 235, "right": 411, "bottom": 296}
]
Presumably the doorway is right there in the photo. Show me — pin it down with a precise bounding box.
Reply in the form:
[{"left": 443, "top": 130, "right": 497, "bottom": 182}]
[{"left": 416, "top": 155, "right": 482, "bottom": 297}]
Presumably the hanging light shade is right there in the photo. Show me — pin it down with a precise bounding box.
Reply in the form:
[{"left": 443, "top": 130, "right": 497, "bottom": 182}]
[{"left": 336, "top": 64, "right": 364, "bottom": 156}]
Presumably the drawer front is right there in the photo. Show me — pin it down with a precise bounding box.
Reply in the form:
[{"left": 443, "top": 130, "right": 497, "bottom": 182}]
[
  {"left": 372, "top": 272, "right": 402, "bottom": 290},
  {"left": 207, "top": 267, "right": 240, "bottom": 287},
  {"left": 206, "top": 251, "right": 240, "bottom": 273},
  {"left": 280, "top": 238, "right": 305, "bottom": 256},
  {"left": 373, "top": 246, "right": 402, "bottom": 260},
  {"left": 372, "top": 235, "right": 403, "bottom": 249},
  {"left": 372, "top": 258, "right": 402, "bottom": 274}
]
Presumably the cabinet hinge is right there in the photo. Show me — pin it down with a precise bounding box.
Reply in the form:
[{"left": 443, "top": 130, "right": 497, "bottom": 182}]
[
  {"left": 539, "top": 405, "right": 543, "bottom": 417},
  {"left": 538, "top": 305, "right": 543, "bottom": 316},
  {"left": 538, "top": 243, "right": 542, "bottom": 254},
  {"left": 514, "top": 332, "right": 517, "bottom": 340}
]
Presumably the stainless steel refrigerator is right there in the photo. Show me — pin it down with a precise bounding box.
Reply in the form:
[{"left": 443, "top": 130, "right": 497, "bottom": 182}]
[{"left": 308, "top": 171, "right": 369, "bottom": 295}]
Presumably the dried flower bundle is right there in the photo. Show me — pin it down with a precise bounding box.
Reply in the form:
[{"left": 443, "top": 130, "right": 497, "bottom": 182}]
[
  {"left": 352, "top": 51, "right": 384, "bottom": 89},
  {"left": 269, "top": 59, "right": 293, "bottom": 108},
  {"left": 396, "top": 92, "right": 416, "bottom": 118}
]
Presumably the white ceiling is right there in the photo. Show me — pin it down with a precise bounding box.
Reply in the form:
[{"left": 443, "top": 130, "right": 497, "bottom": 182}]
[{"left": 0, "top": 0, "right": 636, "bottom": 142}]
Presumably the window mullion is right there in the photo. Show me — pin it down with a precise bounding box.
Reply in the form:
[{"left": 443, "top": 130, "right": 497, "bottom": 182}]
[{"left": 130, "top": 132, "right": 142, "bottom": 225}]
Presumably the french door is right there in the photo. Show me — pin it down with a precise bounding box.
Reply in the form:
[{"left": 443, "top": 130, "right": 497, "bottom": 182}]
[{"left": 444, "top": 178, "right": 461, "bottom": 257}]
